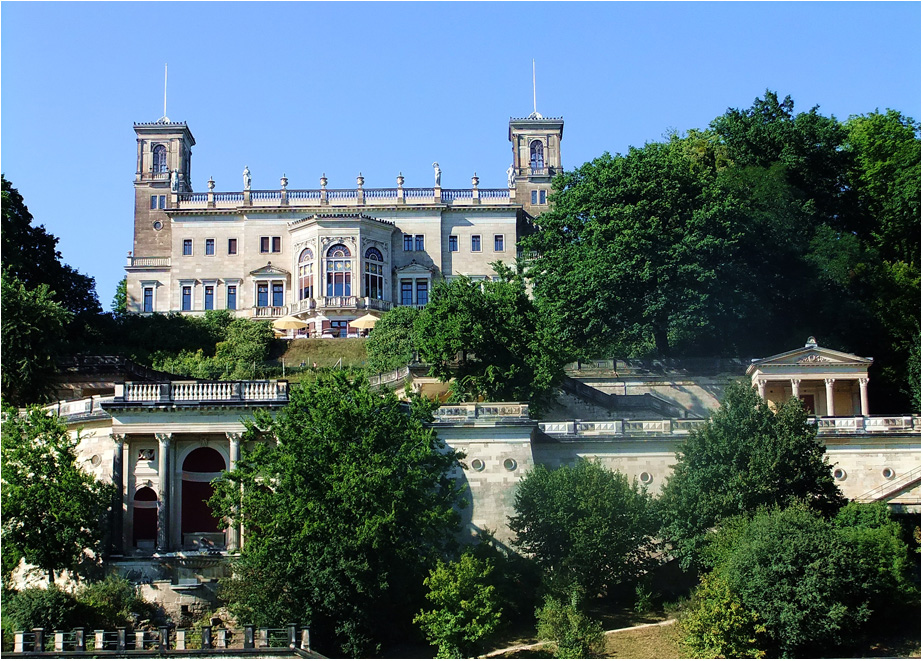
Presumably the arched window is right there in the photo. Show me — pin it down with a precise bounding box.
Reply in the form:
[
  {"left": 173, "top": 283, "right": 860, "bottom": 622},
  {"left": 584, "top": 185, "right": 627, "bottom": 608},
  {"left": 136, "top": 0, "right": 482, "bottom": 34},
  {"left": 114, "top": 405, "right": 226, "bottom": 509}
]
[
  {"left": 132, "top": 486, "right": 158, "bottom": 547},
  {"left": 152, "top": 145, "right": 168, "bottom": 173},
  {"left": 364, "top": 247, "right": 384, "bottom": 300},
  {"left": 530, "top": 140, "right": 544, "bottom": 171},
  {"left": 298, "top": 248, "right": 314, "bottom": 301},
  {"left": 326, "top": 244, "right": 352, "bottom": 297},
  {"left": 181, "top": 448, "right": 226, "bottom": 540}
]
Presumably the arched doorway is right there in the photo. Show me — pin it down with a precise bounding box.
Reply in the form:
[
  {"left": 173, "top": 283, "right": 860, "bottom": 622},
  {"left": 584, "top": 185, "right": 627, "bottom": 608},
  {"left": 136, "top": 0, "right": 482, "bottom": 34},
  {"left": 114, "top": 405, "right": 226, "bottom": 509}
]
[
  {"left": 181, "top": 448, "right": 226, "bottom": 548},
  {"left": 132, "top": 487, "right": 158, "bottom": 548}
]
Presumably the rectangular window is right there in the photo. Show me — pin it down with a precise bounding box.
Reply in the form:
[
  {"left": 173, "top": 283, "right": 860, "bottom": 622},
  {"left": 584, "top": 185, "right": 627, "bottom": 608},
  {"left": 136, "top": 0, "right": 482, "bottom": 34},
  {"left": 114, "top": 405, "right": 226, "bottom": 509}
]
[
  {"left": 540, "top": 189, "right": 547, "bottom": 204},
  {"left": 228, "top": 238, "right": 238, "bottom": 255},
  {"left": 257, "top": 283, "right": 268, "bottom": 307},
  {"left": 531, "top": 190, "right": 538, "bottom": 204},
  {"left": 204, "top": 285, "right": 214, "bottom": 310},
  {"left": 159, "top": 195, "right": 166, "bottom": 209},
  {"left": 260, "top": 237, "right": 270, "bottom": 253},
  {"left": 183, "top": 239, "right": 193, "bottom": 256},
  {"left": 449, "top": 235, "right": 458, "bottom": 252},
  {"left": 272, "top": 283, "right": 284, "bottom": 307},
  {"left": 471, "top": 235, "right": 481, "bottom": 252},
  {"left": 181, "top": 286, "right": 192, "bottom": 311},
  {"left": 272, "top": 236, "right": 281, "bottom": 253},
  {"left": 227, "top": 285, "right": 237, "bottom": 310},
  {"left": 403, "top": 234, "right": 413, "bottom": 251},
  {"left": 415, "top": 234, "right": 425, "bottom": 251},
  {"left": 205, "top": 239, "right": 215, "bottom": 256},
  {"left": 416, "top": 280, "right": 428, "bottom": 306},
  {"left": 150, "top": 195, "right": 157, "bottom": 210},
  {"left": 400, "top": 280, "right": 413, "bottom": 306},
  {"left": 143, "top": 287, "right": 153, "bottom": 313},
  {"left": 494, "top": 235, "right": 504, "bottom": 252},
  {"left": 330, "top": 320, "right": 348, "bottom": 338}
]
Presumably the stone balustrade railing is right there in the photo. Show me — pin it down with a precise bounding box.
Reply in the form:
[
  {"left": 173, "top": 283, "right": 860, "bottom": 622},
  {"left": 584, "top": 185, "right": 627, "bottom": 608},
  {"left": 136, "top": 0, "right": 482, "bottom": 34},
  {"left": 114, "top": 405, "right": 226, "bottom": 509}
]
[
  {"left": 538, "top": 415, "right": 921, "bottom": 438},
  {"left": 125, "top": 255, "right": 171, "bottom": 268},
  {"left": 10, "top": 624, "right": 311, "bottom": 655},
  {"left": 43, "top": 396, "right": 115, "bottom": 420},
  {"left": 432, "top": 402, "right": 531, "bottom": 422},
  {"left": 114, "top": 381, "right": 288, "bottom": 404},
  {"left": 171, "top": 185, "right": 512, "bottom": 210}
]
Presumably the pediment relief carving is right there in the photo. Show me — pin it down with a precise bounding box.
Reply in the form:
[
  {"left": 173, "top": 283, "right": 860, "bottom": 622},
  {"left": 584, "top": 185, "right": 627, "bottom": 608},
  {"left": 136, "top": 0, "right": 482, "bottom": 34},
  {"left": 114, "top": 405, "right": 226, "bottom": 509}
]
[
  {"left": 249, "top": 262, "right": 290, "bottom": 277},
  {"left": 394, "top": 259, "right": 438, "bottom": 274}
]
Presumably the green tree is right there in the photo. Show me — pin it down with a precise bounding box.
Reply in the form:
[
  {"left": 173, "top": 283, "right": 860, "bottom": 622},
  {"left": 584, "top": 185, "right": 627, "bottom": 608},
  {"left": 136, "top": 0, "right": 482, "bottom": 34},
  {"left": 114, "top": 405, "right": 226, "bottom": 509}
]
[
  {"left": 678, "top": 572, "right": 767, "bottom": 659},
  {"left": 660, "top": 381, "right": 845, "bottom": 569},
  {"left": 209, "top": 372, "right": 465, "bottom": 657},
  {"left": 414, "top": 551, "right": 503, "bottom": 658},
  {"left": 1, "top": 175, "right": 101, "bottom": 324},
  {"left": 1, "top": 272, "right": 72, "bottom": 405},
  {"left": 705, "top": 505, "right": 877, "bottom": 657},
  {"left": 1, "top": 405, "right": 115, "bottom": 582},
  {"left": 365, "top": 305, "right": 422, "bottom": 373},
  {"left": 111, "top": 277, "right": 128, "bottom": 315},
  {"left": 509, "top": 460, "right": 658, "bottom": 596},
  {"left": 416, "top": 265, "right": 566, "bottom": 413},
  {"left": 535, "top": 590, "right": 605, "bottom": 659},
  {"left": 521, "top": 135, "right": 773, "bottom": 358}
]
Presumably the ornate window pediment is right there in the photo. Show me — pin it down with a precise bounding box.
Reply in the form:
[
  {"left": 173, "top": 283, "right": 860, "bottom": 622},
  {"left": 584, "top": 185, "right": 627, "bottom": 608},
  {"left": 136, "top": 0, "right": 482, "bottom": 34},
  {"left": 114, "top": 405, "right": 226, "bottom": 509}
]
[{"left": 249, "top": 262, "right": 290, "bottom": 278}]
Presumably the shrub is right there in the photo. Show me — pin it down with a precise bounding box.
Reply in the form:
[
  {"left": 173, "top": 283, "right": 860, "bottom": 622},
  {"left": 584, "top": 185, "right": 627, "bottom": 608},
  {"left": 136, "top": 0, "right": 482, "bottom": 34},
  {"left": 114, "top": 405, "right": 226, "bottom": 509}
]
[
  {"left": 3, "top": 586, "right": 81, "bottom": 632},
  {"left": 414, "top": 552, "right": 503, "bottom": 658},
  {"left": 535, "top": 590, "right": 605, "bottom": 659},
  {"left": 678, "top": 572, "right": 767, "bottom": 659},
  {"left": 76, "top": 575, "right": 158, "bottom": 630}
]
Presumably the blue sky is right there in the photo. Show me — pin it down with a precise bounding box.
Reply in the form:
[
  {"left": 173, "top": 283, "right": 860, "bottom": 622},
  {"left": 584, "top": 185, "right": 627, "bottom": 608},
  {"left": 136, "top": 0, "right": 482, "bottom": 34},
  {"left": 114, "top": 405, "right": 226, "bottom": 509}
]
[{"left": 2, "top": 2, "right": 920, "bottom": 308}]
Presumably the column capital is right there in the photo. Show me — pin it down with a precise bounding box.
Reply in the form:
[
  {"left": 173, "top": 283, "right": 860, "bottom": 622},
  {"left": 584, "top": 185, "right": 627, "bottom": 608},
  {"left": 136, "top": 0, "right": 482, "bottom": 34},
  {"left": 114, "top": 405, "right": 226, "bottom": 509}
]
[
  {"left": 859, "top": 377, "right": 870, "bottom": 386},
  {"left": 790, "top": 378, "right": 801, "bottom": 385},
  {"left": 225, "top": 432, "right": 243, "bottom": 444},
  {"left": 110, "top": 433, "right": 127, "bottom": 445},
  {"left": 824, "top": 378, "right": 836, "bottom": 386},
  {"left": 155, "top": 433, "right": 173, "bottom": 446}
]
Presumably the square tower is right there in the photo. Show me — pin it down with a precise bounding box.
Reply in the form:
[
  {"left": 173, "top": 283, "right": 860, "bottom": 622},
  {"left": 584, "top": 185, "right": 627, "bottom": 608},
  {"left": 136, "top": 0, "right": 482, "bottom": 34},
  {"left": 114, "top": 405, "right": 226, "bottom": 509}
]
[{"left": 509, "top": 113, "right": 564, "bottom": 217}]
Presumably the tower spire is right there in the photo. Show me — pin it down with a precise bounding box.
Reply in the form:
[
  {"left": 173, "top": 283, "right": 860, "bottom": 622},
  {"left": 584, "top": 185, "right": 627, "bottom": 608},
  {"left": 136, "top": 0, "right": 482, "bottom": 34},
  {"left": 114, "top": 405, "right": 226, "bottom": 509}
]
[
  {"left": 159, "top": 64, "right": 170, "bottom": 123},
  {"left": 528, "top": 59, "right": 542, "bottom": 119}
]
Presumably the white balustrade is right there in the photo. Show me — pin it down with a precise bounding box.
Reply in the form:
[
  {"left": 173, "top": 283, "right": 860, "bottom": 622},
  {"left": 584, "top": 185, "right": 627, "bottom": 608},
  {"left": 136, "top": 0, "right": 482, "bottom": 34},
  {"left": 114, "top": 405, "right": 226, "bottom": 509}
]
[{"left": 125, "top": 383, "right": 162, "bottom": 402}]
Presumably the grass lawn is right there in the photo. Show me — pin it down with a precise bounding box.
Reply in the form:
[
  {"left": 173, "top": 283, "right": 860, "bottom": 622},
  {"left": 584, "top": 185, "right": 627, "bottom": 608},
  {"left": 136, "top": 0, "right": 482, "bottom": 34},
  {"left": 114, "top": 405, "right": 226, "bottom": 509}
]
[{"left": 274, "top": 339, "right": 368, "bottom": 381}]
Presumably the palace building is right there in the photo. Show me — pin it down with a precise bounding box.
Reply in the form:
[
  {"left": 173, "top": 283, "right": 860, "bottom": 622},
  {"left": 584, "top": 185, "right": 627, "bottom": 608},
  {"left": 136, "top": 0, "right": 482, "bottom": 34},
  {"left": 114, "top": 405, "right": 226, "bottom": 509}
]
[{"left": 125, "top": 113, "right": 564, "bottom": 336}]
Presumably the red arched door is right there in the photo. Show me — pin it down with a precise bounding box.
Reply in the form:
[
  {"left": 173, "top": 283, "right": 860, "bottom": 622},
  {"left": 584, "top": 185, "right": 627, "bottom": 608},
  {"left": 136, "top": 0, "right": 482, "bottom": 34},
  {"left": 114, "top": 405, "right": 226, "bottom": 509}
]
[
  {"left": 132, "top": 487, "right": 158, "bottom": 547},
  {"left": 181, "top": 448, "right": 226, "bottom": 539}
]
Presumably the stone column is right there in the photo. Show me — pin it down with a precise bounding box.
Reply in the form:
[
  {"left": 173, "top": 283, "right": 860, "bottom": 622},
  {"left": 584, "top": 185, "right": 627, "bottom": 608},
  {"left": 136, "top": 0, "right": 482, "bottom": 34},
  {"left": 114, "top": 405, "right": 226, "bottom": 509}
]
[
  {"left": 859, "top": 377, "right": 870, "bottom": 416},
  {"left": 226, "top": 433, "right": 242, "bottom": 551},
  {"left": 790, "top": 379, "right": 801, "bottom": 400},
  {"left": 111, "top": 434, "right": 126, "bottom": 555},
  {"left": 824, "top": 378, "right": 836, "bottom": 417},
  {"left": 755, "top": 379, "right": 766, "bottom": 400},
  {"left": 155, "top": 433, "right": 172, "bottom": 551}
]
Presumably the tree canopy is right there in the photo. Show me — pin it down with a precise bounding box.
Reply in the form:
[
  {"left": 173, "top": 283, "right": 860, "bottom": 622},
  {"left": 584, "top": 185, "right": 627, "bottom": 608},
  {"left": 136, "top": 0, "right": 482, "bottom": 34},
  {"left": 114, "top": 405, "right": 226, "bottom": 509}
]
[
  {"left": 364, "top": 305, "right": 422, "bottom": 373},
  {"left": 416, "top": 264, "right": 567, "bottom": 413},
  {"left": 209, "top": 372, "right": 465, "bottom": 657},
  {"left": 1, "top": 405, "right": 115, "bottom": 582},
  {"left": 659, "top": 381, "right": 845, "bottom": 569},
  {"left": 522, "top": 92, "right": 920, "bottom": 410},
  {"left": 509, "top": 460, "right": 658, "bottom": 595}
]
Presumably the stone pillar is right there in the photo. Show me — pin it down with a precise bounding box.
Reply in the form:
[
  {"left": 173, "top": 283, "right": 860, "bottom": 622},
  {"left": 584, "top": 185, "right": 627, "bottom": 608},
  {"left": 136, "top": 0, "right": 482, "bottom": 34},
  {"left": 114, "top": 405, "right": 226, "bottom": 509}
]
[
  {"left": 54, "top": 631, "right": 64, "bottom": 652},
  {"left": 859, "top": 377, "right": 870, "bottom": 416},
  {"left": 111, "top": 434, "right": 125, "bottom": 555},
  {"left": 756, "top": 379, "right": 766, "bottom": 400},
  {"left": 95, "top": 630, "right": 104, "bottom": 650},
  {"left": 790, "top": 379, "right": 801, "bottom": 400},
  {"left": 226, "top": 433, "right": 242, "bottom": 551},
  {"left": 155, "top": 433, "right": 172, "bottom": 551},
  {"left": 824, "top": 378, "right": 836, "bottom": 417}
]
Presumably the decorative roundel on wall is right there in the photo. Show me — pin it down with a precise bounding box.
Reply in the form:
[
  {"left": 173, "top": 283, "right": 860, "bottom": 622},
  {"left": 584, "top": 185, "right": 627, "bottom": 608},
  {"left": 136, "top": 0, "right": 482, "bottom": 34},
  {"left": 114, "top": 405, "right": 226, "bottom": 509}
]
[
  {"left": 90, "top": 454, "right": 102, "bottom": 467},
  {"left": 152, "top": 220, "right": 164, "bottom": 231},
  {"left": 882, "top": 467, "right": 895, "bottom": 480},
  {"left": 639, "top": 471, "right": 654, "bottom": 485},
  {"left": 503, "top": 458, "right": 517, "bottom": 472},
  {"left": 470, "top": 458, "right": 485, "bottom": 472},
  {"left": 832, "top": 468, "right": 847, "bottom": 481}
]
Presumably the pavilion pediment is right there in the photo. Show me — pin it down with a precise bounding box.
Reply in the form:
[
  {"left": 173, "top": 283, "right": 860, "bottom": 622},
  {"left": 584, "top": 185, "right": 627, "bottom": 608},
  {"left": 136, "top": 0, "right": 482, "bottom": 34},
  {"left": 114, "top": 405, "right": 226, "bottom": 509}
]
[
  {"left": 746, "top": 339, "right": 872, "bottom": 377},
  {"left": 394, "top": 259, "right": 438, "bottom": 275}
]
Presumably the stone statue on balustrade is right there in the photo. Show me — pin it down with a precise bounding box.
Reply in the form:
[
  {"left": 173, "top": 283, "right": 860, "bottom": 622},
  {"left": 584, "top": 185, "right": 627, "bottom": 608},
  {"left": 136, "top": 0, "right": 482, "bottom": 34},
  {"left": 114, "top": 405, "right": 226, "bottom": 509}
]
[
  {"left": 507, "top": 164, "right": 516, "bottom": 188},
  {"left": 243, "top": 166, "right": 252, "bottom": 191},
  {"left": 432, "top": 162, "right": 441, "bottom": 187},
  {"left": 170, "top": 169, "right": 178, "bottom": 192}
]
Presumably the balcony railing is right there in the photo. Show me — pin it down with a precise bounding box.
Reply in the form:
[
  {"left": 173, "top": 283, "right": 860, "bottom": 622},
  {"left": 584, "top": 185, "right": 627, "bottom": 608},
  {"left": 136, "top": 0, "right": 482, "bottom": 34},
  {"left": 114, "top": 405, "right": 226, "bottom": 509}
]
[
  {"left": 432, "top": 402, "right": 531, "bottom": 422},
  {"left": 114, "top": 380, "right": 289, "bottom": 404},
  {"left": 126, "top": 255, "right": 171, "bottom": 268}
]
